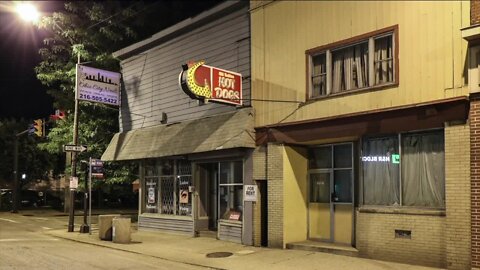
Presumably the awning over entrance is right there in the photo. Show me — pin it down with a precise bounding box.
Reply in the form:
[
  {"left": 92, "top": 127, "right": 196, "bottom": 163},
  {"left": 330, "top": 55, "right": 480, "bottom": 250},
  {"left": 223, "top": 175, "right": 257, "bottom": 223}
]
[{"left": 102, "top": 108, "right": 255, "bottom": 161}]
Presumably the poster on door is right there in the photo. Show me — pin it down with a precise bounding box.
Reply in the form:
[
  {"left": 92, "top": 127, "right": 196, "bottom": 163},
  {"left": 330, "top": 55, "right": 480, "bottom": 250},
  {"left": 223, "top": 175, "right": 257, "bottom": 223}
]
[
  {"left": 148, "top": 187, "right": 155, "bottom": 204},
  {"left": 179, "top": 189, "right": 189, "bottom": 204},
  {"left": 146, "top": 180, "right": 157, "bottom": 210}
]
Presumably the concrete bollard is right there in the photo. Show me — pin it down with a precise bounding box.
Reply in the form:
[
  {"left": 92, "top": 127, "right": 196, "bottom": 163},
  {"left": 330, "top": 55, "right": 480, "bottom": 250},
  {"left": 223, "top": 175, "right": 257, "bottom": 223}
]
[
  {"left": 98, "top": 214, "right": 120, "bottom": 241},
  {"left": 112, "top": 217, "right": 131, "bottom": 244}
]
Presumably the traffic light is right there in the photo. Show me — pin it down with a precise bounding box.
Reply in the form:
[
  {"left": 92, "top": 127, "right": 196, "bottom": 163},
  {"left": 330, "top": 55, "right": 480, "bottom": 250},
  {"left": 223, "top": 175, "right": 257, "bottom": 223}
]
[{"left": 32, "top": 119, "right": 43, "bottom": 137}]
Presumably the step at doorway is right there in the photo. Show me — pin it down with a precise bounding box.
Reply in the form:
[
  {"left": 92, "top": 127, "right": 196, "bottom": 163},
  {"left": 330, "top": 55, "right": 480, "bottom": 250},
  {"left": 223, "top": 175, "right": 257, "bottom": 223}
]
[{"left": 286, "top": 240, "right": 359, "bottom": 257}]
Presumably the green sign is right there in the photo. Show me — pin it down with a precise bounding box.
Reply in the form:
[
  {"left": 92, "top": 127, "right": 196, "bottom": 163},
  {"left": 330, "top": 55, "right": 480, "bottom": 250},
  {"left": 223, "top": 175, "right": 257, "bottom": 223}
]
[{"left": 392, "top": 154, "right": 400, "bottom": 164}]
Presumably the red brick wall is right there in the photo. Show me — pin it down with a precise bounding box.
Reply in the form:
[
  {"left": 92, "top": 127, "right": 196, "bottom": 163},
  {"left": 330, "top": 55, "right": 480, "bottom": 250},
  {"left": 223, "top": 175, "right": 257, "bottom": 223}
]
[
  {"left": 472, "top": 97, "right": 480, "bottom": 268},
  {"left": 473, "top": 0, "right": 480, "bottom": 25}
]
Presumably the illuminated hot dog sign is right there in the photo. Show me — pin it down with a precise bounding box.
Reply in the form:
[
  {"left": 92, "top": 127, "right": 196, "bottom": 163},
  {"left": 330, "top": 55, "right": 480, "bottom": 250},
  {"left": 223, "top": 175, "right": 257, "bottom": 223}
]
[{"left": 179, "top": 61, "right": 242, "bottom": 106}]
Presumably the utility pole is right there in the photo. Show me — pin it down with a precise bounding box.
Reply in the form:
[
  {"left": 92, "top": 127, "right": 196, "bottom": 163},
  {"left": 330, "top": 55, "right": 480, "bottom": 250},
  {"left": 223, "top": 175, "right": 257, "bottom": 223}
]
[{"left": 68, "top": 53, "right": 81, "bottom": 232}]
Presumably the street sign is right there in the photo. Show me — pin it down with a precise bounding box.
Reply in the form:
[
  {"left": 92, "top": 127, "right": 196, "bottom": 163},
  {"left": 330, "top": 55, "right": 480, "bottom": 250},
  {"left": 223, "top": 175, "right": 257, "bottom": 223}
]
[
  {"left": 70, "top": 176, "right": 78, "bottom": 190},
  {"left": 63, "top": 144, "right": 87, "bottom": 153},
  {"left": 90, "top": 159, "right": 104, "bottom": 178},
  {"left": 90, "top": 159, "right": 103, "bottom": 166}
]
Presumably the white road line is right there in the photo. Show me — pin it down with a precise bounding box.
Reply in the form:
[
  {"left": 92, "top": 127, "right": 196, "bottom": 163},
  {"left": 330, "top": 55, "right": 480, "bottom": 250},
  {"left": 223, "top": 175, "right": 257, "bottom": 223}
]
[
  {"left": 0, "top": 218, "right": 19, "bottom": 223},
  {"left": 0, "top": 238, "right": 59, "bottom": 242},
  {"left": 34, "top": 217, "right": 49, "bottom": 221},
  {"left": 41, "top": 227, "right": 52, "bottom": 230}
]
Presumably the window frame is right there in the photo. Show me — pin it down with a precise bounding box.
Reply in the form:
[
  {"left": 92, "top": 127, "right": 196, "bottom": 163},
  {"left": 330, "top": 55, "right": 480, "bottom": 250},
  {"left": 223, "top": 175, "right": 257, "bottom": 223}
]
[
  {"left": 142, "top": 159, "right": 193, "bottom": 216},
  {"left": 306, "top": 25, "right": 399, "bottom": 101},
  {"left": 360, "top": 128, "right": 445, "bottom": 209},
  {"left": 218, "top": 160, "right": 244, "bottom": 221}
]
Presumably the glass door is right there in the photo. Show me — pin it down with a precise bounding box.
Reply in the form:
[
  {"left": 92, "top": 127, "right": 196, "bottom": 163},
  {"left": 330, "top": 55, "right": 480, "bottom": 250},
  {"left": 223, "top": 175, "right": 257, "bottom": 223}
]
[
  {"left": 308, "top": 172, "right": 332, "bottom": 240},
  {"left": 308, "top": 143, "right": 354, "bottom": 244}
]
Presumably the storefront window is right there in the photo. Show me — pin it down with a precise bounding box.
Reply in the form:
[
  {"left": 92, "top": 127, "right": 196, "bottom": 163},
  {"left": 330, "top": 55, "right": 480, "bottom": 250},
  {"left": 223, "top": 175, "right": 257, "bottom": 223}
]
[
  {"left": 143, "top": 159, "right": 192, "bottom": 216},
  {"left": 219, "top": 161, "right": 243, "bottom": 221},
  {"left": 362, "top": 130, "right": 445, "bottom": 208},
  {"left": 362, "top": 136, "right": 400, "bottom": 205},
  {"left": 177, "top": 160, "right": 192, "bottom": 216},
  {"left": 401, "top": 132, "right": 444, "bottom": 207}
]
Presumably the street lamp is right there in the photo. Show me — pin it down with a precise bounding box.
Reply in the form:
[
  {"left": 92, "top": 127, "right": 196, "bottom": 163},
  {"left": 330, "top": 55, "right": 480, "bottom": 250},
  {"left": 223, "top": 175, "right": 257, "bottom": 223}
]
[{"left": 15, "top": 2, "right": 40, "bottom": 23}]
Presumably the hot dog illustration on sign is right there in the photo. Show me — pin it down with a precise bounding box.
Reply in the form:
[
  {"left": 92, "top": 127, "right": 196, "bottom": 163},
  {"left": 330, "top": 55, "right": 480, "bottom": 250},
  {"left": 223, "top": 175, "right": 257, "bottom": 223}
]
[{"left": 179, "top": 61, "right": 242, "bottom": 106}]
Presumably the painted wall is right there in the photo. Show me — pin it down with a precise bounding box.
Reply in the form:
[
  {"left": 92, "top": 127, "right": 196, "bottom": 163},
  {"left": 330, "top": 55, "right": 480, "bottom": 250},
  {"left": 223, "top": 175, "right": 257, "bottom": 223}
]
[
  {"left": 283, "top": 146, "right": 308, "bottom": 245},
  {"left": 119, "top": 3, "right": 250, "bottom": 131},
  {"left": 251, "top": 1, "right": 469, "bottom": 127}
]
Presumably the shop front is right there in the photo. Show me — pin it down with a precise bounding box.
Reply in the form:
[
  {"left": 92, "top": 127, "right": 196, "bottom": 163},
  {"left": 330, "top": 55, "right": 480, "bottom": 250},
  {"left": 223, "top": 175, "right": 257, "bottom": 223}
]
[
  {"left": 254, "top": 97, "right": 469, "bottom": 267},
  {"left": 140, "top": 157, "right": 247, "bottom": 243},
  {"left": 102, "top": 107, "right": 255, "bottom": 244}
]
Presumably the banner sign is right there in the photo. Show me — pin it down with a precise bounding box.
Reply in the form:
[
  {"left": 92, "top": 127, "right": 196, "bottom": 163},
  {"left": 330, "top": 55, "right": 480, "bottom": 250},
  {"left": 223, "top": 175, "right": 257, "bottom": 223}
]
[
  {"left": 77, "top": 65, "right": 121, "bottom": 106},
  {"left": 179, "top": 61, "right": 242, "bottom": 106}
]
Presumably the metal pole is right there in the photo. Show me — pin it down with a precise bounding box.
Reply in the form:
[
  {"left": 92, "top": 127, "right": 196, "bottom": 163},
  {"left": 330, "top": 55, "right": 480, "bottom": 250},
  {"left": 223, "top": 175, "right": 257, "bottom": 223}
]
[
  {"left": 89, "top": 157, "right": 92, "bottom": 235},
  {"left": 80, "top": 162, "right": 89, "bottom": 233},
  {"left": 12, "top": 136, "right": 19, "bottom": 213},
  {"left": 68, "top": 53, "right": 81, "bottom": 232}
]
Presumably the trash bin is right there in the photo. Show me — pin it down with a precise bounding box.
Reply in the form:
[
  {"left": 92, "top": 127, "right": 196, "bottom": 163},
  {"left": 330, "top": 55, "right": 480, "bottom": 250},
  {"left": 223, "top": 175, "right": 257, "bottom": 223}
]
[
  {"left": 98, "top": 214, "right": 120, "bottom": 241},
  {"left": 112, "top": 217, "right": 131, "bottom": 244}
]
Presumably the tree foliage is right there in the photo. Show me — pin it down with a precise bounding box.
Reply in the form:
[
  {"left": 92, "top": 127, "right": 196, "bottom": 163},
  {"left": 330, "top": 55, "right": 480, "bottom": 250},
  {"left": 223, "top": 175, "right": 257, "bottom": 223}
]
[
  {"left": 34, "top": 1, "right": 152, "bottom": 185},
  {"left": 0, "top": 119, "right": 57, "bottom": 185},
  {"left": 34, "top": 1, "right": 220, "bottom": 187}
]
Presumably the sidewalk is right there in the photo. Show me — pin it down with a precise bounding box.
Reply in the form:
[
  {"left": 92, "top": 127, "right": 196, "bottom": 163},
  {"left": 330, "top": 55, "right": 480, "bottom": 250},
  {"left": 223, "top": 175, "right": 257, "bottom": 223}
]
[{"left": 45, "top": 225, "right": 442, "bottom": 270}]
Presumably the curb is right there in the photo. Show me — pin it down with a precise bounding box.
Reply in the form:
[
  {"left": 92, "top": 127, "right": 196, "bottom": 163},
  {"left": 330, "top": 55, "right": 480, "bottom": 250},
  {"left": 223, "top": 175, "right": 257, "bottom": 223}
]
[{"left": 44, "top": 230, "right": 226, "bottom": 270}]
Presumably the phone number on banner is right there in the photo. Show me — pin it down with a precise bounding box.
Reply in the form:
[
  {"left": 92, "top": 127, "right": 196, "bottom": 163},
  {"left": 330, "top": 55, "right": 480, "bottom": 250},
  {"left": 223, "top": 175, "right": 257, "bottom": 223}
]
[{"left": 79, "top": 93, "right": 118, "bottom": 105}]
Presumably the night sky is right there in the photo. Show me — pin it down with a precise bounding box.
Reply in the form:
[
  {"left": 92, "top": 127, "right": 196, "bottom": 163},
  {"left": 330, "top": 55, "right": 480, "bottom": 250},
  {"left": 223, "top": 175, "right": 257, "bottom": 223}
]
[
  {"left": 0, "top": 1, "right": 219, "bottom": 120},
  {"left": 0, "top": 1, "right": 61, "bottom": 119}
]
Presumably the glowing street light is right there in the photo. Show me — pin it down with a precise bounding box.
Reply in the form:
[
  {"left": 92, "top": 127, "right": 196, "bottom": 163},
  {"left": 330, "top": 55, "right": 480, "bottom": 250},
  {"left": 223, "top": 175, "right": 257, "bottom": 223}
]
[{"left": 15, "top": 2, "right": 40, "bottom": 23}]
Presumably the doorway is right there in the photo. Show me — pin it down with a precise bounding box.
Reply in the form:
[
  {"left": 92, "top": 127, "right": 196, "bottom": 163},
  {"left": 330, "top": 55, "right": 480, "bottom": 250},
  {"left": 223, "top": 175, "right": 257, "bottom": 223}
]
[
  {"left": 197, "top": 163, "right": 218, "bottom": 231},
  {"left": 308, "top": 143, "right": 354, "bottom": 245},
  {"left": 258, "top": 180, "right": 268, "bottom": 247}
]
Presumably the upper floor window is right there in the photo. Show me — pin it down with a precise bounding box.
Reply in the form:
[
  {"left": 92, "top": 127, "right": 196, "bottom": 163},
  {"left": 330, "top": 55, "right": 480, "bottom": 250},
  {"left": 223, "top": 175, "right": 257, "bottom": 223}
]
[{"left": 308, "top": 26, "right": 398, "bottom": 99}]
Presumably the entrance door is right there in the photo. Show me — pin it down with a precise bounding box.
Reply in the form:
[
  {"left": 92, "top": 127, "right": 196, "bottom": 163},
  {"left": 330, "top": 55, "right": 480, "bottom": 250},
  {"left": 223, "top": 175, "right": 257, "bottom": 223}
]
[
  {"left": 308, "top": 143, "right": 353, "bottom": 244},
  {"left": 196, "top": 163, "right": 219, "bottom": 231}
]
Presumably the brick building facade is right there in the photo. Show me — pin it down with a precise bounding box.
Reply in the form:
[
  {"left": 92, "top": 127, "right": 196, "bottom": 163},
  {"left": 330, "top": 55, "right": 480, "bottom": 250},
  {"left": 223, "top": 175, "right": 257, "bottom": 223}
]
[{"left": 471, "top": 95, "right": 480, "bottom": 269}]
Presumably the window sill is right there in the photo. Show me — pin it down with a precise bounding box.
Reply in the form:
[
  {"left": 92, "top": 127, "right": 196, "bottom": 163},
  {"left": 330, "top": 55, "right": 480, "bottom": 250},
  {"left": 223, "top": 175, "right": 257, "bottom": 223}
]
[
  {"left": 358, "top": 205, "right": 445, "bottom": 216},
  {"left": 219, "top": 219, "right": 242, "bottom": 227},
  {"left": 306, "top": 82, "right": 398, "bottom": 104}
]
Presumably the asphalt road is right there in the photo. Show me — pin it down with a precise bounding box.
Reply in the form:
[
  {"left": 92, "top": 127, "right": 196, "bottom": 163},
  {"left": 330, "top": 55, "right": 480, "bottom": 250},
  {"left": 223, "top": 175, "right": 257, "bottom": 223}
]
[{"left": 0, "top": 211, "right": 204, "bottom": 270}]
